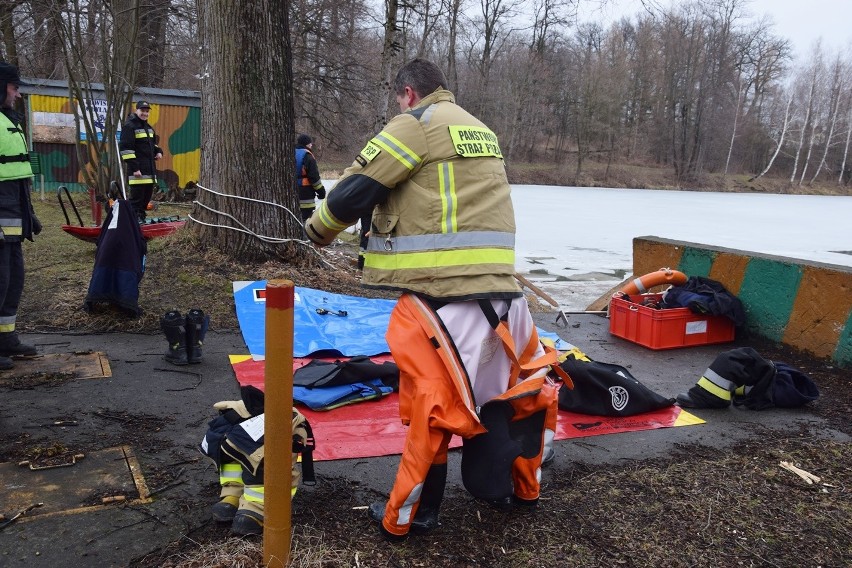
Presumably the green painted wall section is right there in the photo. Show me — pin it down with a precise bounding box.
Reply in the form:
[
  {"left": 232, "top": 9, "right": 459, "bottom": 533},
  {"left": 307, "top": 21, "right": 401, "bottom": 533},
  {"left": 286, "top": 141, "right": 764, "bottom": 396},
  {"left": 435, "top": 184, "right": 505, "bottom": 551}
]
[
  {"left": 679, "top": 247, "right": 715, "bottom": 277},
  {"left": 835, "top": 311, "right": 852, "bottom": 367},
  {"left": 168, "top": 107, "right": 201, "bottom": 155},
  {"left": 737, "top": 258, "right": 803, "bottom": 342}
]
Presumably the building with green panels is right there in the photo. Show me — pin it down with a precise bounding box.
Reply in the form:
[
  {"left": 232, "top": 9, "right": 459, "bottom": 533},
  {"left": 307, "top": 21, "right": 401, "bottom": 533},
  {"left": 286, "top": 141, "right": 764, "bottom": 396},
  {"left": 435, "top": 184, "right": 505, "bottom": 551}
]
[{"left": 19, "top": 79, "right": 201, "bottom": 193}]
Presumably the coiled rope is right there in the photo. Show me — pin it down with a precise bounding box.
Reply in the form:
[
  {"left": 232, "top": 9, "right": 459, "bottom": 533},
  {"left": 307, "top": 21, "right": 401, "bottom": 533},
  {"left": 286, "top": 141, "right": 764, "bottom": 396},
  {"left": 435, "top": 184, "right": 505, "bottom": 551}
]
[{"left": 189, "top": 183, "right": 336, "bottom": 269}]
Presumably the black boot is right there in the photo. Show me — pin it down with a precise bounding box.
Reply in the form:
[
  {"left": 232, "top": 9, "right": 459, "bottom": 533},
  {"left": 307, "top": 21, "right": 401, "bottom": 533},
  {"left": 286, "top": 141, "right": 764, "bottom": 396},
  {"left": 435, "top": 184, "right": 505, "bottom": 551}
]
[
  {"left": 160, "top": 310, "right": 188, "bottom": 365},
  {"left": 185, "top": 308, "right": 209, "bottom": 364},
  {"left": 366, "top": 502, "right": 407, "bottom": 542},
  {"left": 411, "top": 463, "right": 446, "bottom": 533},
  {"left": 0, "top": 356, "right": 13, "bottom": 370},
  {"left": 0, "top": 332, "right": 37, "bottom": 357}
]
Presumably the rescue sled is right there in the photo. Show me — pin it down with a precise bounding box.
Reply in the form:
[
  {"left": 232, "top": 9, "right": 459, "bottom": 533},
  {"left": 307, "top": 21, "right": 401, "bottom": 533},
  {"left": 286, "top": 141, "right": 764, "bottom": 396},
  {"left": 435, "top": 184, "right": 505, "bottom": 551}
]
[{"left": 57, "top": 185, "right": 185, "bottom": 243}]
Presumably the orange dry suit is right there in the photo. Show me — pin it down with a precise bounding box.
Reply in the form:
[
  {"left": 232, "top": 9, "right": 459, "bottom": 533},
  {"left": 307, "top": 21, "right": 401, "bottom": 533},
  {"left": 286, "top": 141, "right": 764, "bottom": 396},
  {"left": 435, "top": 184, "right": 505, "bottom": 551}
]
[
  {"left": 381, "top": 293, "right": 569, "bottom": 537},
  {"left": 303, "top": 87, "right": 572, "bottom": 537}
]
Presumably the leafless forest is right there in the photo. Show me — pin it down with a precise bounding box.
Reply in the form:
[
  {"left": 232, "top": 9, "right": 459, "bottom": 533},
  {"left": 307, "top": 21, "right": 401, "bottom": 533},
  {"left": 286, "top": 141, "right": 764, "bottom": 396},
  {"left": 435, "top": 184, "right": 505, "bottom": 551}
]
[{"left": 3, "top": 0, "right": 852, "bottom": 188}]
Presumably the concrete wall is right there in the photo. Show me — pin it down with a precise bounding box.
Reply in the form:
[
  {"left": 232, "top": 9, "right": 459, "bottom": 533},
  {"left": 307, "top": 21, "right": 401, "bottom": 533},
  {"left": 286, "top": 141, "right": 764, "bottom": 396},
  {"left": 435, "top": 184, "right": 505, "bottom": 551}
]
[{"left": 632, "top": 236, "right": 852, "bottom": 368}]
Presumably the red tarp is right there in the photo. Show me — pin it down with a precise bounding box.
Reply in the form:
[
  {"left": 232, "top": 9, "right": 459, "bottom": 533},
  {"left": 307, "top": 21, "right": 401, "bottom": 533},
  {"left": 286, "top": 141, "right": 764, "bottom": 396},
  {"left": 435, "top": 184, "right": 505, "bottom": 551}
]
[{"left": 229, "top": 355, "right": 702, "bottom": 462}]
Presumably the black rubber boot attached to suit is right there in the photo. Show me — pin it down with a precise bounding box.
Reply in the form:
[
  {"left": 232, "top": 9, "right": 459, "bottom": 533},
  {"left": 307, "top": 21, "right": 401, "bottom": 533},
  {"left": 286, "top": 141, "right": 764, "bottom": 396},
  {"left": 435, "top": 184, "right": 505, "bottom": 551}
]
[
  {"left": 0, "top": 332, "right": 37, "bottom": 358},
  {"left": 367, "top": 502, "right": 408, "bottom": 542},
  {"left": 160, "top": 310, "right": 188, "bottom": 366},
  {"left": 0, "top": 355, "right": 13, "bottom": 370},
  {"left": 410, "top": 463, "right": 447, "bottom": 534},
  {"left": 185, "top": 308, "right": 209, "bottom": 364}
]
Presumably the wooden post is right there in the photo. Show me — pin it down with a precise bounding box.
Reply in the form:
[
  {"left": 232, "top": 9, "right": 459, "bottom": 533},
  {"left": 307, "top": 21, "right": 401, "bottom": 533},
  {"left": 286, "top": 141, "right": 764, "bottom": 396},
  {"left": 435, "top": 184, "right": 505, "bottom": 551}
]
[{"left": 263, "top": 280, "right": 294, "bottom": 567}]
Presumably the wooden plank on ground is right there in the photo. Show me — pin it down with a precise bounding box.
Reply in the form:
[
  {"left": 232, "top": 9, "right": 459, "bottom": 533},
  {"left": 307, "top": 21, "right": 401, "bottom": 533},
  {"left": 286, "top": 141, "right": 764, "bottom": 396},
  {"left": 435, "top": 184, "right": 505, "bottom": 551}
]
[{"left": 0, "top": 351, "right": 112, "bottom": 383}]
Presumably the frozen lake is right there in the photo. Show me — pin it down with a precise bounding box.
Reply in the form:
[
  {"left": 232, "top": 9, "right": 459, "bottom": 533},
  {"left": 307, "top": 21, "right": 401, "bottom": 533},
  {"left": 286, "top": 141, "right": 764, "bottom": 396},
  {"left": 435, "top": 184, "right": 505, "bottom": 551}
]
[
  {"left": 329, "top": 180, "right": 852, "bottom": 310},
  {"left": 511, "top": 185, "right": 852, "bottom": 310}
]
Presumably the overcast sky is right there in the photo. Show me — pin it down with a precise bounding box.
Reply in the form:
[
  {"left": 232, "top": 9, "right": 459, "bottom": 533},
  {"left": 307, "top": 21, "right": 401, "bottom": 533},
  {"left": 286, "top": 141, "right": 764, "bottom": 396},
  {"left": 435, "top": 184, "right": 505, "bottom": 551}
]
[{"left": 580, "top": 0, "right": 852, "bottom": 60}]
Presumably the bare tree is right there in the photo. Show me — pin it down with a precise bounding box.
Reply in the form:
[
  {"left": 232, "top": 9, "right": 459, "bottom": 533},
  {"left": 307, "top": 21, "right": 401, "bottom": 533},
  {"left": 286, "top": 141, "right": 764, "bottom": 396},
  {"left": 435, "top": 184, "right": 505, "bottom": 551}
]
[
  {"left": 193, "top": 0, "right": 311, "bottom": 262},
  {"left": 136, "top": 0, "right": 170, "bottom": 87},
  {"left": 46, "top": 0, "right": 140, "bottom": 199},
  {"left": 809, "top": 55, "right": 845, "bottom": 183},
  {"left": 0, "top": 1, "right": 19, "bottom": 64},
  {"left": 373, "top": 0, "right": 401, "bottom": 131},
  {"left": 750, "top": 89, "right": 793, "bottom": 181}
]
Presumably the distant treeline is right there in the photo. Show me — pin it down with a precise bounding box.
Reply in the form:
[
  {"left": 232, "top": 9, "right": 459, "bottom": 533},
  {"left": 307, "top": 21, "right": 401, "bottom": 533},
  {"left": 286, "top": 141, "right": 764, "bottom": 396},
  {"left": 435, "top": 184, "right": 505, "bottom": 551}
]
[{"left": 4, "top": 0, "right": 851, "bottom": 188}]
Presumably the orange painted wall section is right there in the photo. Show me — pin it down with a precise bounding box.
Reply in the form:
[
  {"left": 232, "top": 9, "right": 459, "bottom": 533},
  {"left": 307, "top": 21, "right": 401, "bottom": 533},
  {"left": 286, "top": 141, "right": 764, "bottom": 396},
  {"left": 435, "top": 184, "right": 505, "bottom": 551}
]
[{"left": 783, "top": 266, "right": 852, "bottom": 359}]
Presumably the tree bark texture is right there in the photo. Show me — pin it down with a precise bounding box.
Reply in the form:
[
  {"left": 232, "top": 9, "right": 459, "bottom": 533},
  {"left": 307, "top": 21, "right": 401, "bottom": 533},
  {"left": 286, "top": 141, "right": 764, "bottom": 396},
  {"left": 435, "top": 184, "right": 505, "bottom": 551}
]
[{"left": 195, "top": 0, "right": 303, "bottom": 262}]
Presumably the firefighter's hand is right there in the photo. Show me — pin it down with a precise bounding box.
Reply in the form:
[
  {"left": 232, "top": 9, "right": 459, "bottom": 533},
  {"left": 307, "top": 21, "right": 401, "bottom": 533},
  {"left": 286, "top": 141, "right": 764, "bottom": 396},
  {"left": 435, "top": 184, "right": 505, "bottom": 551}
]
[
  {"left": 32, "top": 215, "right": 42, "bottom": 236},
  {"left": 155, "top": 153, "right": 162, "bottom": 160},
  {"left": 316, "top": 186, "right": 326, "bottom": 200},
  {"left": 133, "top": 170, "right": 142, "bottom": 177},
  {"left": 213, "top": 400, "right": 251, "bottom": 419}
]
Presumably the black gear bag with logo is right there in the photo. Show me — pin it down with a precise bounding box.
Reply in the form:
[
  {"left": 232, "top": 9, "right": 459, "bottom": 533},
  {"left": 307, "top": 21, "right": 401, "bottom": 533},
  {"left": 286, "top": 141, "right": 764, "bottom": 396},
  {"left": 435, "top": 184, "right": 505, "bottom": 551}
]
[{"left": 557, "top": 355, "right": 674, "bottom": 417}]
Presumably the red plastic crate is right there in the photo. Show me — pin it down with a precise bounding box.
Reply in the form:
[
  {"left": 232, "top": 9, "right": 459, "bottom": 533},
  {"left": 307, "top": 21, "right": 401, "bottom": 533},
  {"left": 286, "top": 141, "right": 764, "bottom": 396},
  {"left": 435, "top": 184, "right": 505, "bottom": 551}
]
[{"left": 608, "top": 293, "right": 735, "bottom": 350}]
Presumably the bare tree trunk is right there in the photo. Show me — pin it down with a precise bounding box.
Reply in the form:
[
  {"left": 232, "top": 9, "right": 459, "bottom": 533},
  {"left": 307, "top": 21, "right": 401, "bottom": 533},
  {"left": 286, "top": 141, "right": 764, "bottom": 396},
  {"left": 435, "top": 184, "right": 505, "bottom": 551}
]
[
  {"left": 373, "top": 0, "right": 400, "bottom": 131},
  {"left": 52, "top": 0, "right": 137, "bottom": 197},
  {"left": 194, "top": 0, "right": 307, "bottom": 262},
  {"left": 136, "top": 0, "right": 171, "bottom": 87},
  {"left": 0, "top": 0, "right": 19, "bottom": 66},
  {"left": 750, "top": 92, "right": 793, "bottom": 181},
  {"left": 30, "top": 0, "right": 66, "bottom": 79},
  {"left": 798, "top": 116, "right": 819, "bottom": 185},
  {"left": 838, "top": 103, "right": 852, "bottom": 185},
  {"left": 790, "top": 83, "right": 814, "bottom": 184},
  {"left": 810, "top": 60, "right": 844, "bottom": 184},
  {"left": 446, "top": 0, "right": 463, "bottom": 92},
  {"left": 724, "top": 74, "right": 742, "bottom": 175}
]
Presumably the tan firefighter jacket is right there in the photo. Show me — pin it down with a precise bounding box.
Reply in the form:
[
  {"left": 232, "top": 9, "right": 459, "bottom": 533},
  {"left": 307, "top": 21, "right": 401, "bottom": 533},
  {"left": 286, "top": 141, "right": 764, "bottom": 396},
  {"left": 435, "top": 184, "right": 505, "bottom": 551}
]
[{"left": 305, "top": 89, "right": 521, "bottom": 301}]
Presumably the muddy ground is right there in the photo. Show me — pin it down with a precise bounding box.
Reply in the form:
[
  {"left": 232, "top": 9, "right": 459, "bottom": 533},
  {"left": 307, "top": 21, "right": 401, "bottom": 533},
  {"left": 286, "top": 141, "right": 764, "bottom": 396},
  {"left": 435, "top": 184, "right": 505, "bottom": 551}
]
[{"left": 2, "top": 192, "right": 850, "bottom": 567}]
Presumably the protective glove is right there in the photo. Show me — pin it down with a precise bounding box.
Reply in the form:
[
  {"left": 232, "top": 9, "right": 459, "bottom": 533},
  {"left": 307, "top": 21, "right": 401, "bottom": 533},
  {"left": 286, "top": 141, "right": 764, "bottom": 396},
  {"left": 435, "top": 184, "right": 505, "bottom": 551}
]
[
  {"left": 213, "top": 400, "right": 251, "bottom": 419},
  {"left": 316, "top": 185, "right": 326, "bottom": 200},
  {"left": 31, "top": 214, "right": 42, "bottom": 236}
]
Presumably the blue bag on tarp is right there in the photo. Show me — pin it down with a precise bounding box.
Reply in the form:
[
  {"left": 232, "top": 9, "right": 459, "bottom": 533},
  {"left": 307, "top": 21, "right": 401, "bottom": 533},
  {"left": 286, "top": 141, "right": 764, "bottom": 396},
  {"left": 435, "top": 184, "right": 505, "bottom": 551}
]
[
  {"left": 293, "top": 356, "right": 399, "bottom": 390},
  {"left": 293, "top": 378, "right": 394, "bottom": 411}
]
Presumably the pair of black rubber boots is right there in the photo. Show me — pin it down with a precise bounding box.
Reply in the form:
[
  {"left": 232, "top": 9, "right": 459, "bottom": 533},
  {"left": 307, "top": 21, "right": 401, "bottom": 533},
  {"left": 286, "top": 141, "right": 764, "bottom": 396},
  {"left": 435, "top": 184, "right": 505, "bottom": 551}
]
[{"left": 160, "top": 309, "right": 209, "bottom": 365}]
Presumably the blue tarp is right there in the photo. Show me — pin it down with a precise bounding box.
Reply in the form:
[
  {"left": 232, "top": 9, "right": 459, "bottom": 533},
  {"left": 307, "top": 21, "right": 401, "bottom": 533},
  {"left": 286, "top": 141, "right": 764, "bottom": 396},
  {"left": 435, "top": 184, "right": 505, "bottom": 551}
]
[{"left": 233, "top": 280, "right": 570, "bottom": 359}]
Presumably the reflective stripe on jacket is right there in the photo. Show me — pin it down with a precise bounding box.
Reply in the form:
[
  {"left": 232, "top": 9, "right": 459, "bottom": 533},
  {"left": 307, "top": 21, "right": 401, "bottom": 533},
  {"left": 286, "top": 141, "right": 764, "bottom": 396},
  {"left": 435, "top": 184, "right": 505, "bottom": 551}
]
[{"left": 119, "top": 113, "right": 161, "bottom": 184}]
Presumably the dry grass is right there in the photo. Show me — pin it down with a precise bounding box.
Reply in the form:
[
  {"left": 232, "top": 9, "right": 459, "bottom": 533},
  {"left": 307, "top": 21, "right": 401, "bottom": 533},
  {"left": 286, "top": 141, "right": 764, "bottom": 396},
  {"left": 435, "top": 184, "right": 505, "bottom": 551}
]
[{"left": 23, "top": 193, "right": 391, "bottom": 334}]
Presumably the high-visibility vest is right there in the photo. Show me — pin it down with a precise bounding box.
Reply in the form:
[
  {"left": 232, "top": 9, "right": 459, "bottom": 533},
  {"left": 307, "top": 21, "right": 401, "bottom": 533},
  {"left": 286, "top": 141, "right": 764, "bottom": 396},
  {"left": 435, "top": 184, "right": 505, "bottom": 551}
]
[{"left": 0, "top": 111, "right": 33, "bottom": 181}]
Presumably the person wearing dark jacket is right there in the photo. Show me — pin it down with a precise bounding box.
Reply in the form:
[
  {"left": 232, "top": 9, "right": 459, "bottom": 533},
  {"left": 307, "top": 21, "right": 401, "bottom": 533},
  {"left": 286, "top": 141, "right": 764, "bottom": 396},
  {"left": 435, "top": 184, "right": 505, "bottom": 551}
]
[
  {"left": 295, "top": 134, "right": 326, "bottom": 221},
  {"left": 0, "top": 62, "right": 41, "bottom": 370},
  {"left": 120, "top": 100, "right": 162, "bottom": 221}
]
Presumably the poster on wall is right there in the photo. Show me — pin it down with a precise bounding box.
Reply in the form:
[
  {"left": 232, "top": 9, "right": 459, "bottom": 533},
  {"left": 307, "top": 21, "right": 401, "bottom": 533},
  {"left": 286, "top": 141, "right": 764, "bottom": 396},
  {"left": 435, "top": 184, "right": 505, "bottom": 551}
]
[{"left": 76, "top": 99, "right": 121, "bottom": 141}]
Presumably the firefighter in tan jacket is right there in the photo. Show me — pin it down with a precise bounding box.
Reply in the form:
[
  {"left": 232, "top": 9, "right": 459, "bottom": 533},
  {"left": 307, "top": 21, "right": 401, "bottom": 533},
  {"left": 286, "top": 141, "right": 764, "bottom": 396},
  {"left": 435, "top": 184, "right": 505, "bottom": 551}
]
[{"left": 305, "top": 58, "right": 566, "bottom": 540}]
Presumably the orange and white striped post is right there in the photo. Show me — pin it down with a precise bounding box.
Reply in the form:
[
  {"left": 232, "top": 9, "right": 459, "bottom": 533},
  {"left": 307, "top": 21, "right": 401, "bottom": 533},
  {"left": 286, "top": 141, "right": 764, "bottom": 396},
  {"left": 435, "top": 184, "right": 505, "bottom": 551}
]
[{"left": 263, "top": 280, "right": 294, "bottom": 567}]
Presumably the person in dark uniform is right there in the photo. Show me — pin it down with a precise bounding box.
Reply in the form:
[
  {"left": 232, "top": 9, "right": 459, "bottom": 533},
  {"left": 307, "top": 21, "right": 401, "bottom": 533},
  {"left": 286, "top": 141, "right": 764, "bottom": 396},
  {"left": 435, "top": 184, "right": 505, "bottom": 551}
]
[
  {"left": 0, "top": 61, "right": 41, "bottom": 370},
  {"left": 119, "top": 100, "right": 162, "bottom": 221},
  {"left": 295, "top": 134, "right": 326, "bottom": 221}
]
